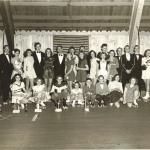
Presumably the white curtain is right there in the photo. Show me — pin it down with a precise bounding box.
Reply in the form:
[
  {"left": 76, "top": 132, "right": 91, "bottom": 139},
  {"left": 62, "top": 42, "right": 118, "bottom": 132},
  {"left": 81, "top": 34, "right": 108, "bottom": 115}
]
[{"left": 13, "top": 30, "right": 150, "bottom": 57}]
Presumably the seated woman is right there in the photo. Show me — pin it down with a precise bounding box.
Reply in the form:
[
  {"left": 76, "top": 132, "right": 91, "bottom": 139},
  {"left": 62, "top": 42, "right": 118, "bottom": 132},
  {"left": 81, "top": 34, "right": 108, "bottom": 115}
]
[
  {"left": 83, "top": 78, "right": 96, "bottom": 107},
  {"left": 10, "top": 74, "right": 30, "bottom": 113},
  {"left": 50, "top": 76, "right": 68, "bottom": 111},
  {"left": 123, "top": 77, "right": 140, "bottom": 108},
  {"left": 108, "top": 74, "right": 123, "bottom": 108},
  {"left": 32, "top": 78, "right": 50, "bottom": 112},
  {"left": 96, "top": 75, "right": 110, "bottom": 107},
  {"left": 70, "top": 81, "right": 84, "bottom": 107}
]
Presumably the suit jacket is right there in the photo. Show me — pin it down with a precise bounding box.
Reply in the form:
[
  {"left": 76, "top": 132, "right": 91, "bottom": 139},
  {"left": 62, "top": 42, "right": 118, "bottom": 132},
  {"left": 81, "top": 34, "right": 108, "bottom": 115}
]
[
  {"left": 32, "top": 51, "right": 45, "bottom": 78},
  {"left": 0, "top": 53, "right": 13, "bottom": 78},
  {"left": 53, "top": 53, "right": 66, "bottom": 78},
  {"left": 120, "top": 54, "right": 135, "bottom": 73},
  {"left": 116, "top": 56, "right": 122, "bottom": 75},
  {"left": 132, "top": 54, "right": 143, "bottom": 79}
]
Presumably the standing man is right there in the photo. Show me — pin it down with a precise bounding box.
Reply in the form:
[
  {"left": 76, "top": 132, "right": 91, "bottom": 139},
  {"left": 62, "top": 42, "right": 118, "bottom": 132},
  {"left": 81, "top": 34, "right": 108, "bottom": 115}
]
[
  {"left": 120, "top": 45, "right": 135, "bottom": 89},
  {"left": 53, "top": 46, "right": 66, "bottom": 79},
  {"left": 97, "top": 43, "right": 108, "bottom": 59},
  {"left": 116, "top": 47, "right": 123, "bottom": 78},
  {"left": 0, "top": 45, "right": 13, "bottom": 106},
  {"left": 32, "top": 42, "right": 45, "bottom": 78},
  {"left": 132, "top": 45, "right": 143, "bottom": 92}
]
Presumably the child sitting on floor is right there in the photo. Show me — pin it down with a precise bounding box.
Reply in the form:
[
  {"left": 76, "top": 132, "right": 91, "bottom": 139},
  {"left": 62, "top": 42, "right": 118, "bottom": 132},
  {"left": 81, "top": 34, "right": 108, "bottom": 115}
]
[
  {"left": 32, "top": 78, "right": 50, "bottom": 112},
  {"left": 83, "top": 78, "right": 96, "bottom": 108},
  {"left": 50, "top": 76, "right": 68, "bottom": 112},
  {"left": 70, "top": 81, "right": 84, "bottom": 107},
  {"left": 123, "top": 77, "right": 139, "bottom": 108},
  {"left": 96, "top": 75, "right": 110, "bottom": 107},
  {"left": 10, "top": 74, "right": 30, "bottom": 113},
  {"left": 108, "top": 74, "right": 123, "bottom": 108}
]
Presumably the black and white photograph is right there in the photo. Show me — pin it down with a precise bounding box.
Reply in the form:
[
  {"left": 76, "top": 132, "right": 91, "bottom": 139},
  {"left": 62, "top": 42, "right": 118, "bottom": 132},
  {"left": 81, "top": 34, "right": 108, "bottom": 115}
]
[{"left": 0, "top": 0, "right": 150, "bottom": 149}]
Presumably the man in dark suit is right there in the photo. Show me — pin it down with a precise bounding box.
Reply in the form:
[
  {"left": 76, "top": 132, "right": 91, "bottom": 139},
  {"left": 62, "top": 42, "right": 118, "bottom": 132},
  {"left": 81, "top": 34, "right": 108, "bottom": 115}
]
[
  {"left": 32, "top": 42, "right": 45, "bottom": 78},
  {"left": 0, "top": 45, "right": 13, "bottom": 106},
  {"left": 97, "top": 43, "right": 108, "bottom": 59},
  {"left": 116, "top": 47, "right": 123, "bottom": 77},
  {"left": 132, "top": 45, "right": 143, "bottom": 92},
  {"left": 120, "top": 45, "right": 135, "bottom": 89},
  {"left": 53, "top": 46, "right": 66, "bottom": 79}
]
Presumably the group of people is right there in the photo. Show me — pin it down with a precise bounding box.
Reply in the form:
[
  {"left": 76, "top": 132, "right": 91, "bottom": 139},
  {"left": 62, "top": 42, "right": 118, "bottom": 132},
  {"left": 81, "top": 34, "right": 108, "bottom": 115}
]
[{"left": 0, "top": 42, "right": 150, "bottom": 113}]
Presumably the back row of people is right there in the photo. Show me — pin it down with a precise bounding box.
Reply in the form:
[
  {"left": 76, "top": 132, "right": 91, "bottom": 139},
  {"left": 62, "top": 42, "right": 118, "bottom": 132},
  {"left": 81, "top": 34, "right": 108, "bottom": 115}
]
[{"left": 0, "top": 42, "right": 150, "bottom": 107}]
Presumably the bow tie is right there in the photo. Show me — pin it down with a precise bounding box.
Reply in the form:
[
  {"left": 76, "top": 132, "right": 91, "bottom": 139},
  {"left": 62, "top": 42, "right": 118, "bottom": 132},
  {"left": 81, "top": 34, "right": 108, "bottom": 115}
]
[
  {"left": 59, "top": 54, "right": 63, "bottom": 56},
  {"left": 36, "top": 51, "right": 41, "bottom": 53}
]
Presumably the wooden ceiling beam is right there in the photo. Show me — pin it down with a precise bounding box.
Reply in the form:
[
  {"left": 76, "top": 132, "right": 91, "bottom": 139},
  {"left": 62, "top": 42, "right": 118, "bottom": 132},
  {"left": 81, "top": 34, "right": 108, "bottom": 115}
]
[
  {"left": 129, "top": 0, "right": 144, "bottom": 52},
  {"left": 1, "top": 15, "right": 150, "bottom": 21},
  {"left": 12, "top": 15, "right": 131, "bottom": 20},
  {"left": 10, "top": 1, "right": 134, "bottom": 6}
]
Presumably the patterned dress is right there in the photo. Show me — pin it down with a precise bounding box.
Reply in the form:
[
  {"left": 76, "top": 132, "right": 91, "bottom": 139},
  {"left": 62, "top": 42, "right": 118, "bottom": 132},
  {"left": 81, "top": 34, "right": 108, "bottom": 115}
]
[
  {"left": 43, "top": 57, "right": 54, "bottom": 79},
  {"left": 10, "top": 82, "right": 29, "bottom": 104}
]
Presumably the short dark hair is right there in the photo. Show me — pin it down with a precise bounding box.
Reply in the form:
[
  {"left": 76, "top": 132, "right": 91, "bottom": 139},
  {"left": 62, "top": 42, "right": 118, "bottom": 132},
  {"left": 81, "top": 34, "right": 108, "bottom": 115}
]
[
  {"left": 35, "top": 77, "right": 44, "bottom": 85},
  {"left": 73, "top": 81, "right": 81, "bottom": 88},
  {"left": 101, "top": 43, "right": 107, "bottom": 48},
  {"left": 124, "top": 45, "right": 130, "bottom": 52},
  {"left": 116, "top": 47, "right": 122, "bottom": 54},
  {"left": 3, "top": 45, "right": 9, "bottom": 50},
  {"left": 34, "top": 42, "right": 41, "bottom": 49},
  {"left": 56, "top": 45, "right": 62, "bottom": 51},
  {"left": 14, "top": 48, "right": 20, "bottom": 54}
]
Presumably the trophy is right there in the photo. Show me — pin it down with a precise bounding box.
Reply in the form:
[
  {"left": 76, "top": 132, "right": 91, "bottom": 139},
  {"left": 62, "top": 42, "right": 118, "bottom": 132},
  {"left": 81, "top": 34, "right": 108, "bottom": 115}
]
[
  {"left": 55, "top": 99, "right": 62, "bottom": 112},
  {"left": 84, "top": 95, "right": 90, "bottom": 112}
]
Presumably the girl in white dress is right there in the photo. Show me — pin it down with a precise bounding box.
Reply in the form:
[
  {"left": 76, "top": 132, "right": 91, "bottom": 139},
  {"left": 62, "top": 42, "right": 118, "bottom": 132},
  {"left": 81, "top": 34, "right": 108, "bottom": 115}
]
[
  {"left": 24, "top": 49, "right": 37, "bottom": 91},
  {"left": 32, "top": 78, "right": 50, "bottom": 111},
  {"left": 70, "top": 82, "right": 84, "bottom": 107},
  {"left": 10, "top": 74, "right": 30, "bottom": 113},
  {"left": 89, "top": 50, "right": 99, "bottom": 84},
  {"left": 98, "top": 52, "right": 109, "bottom": 80},
  {"left": 11, "top": 49, "right": 23, "bottom": 78},
  {"left": 142, "top": 49, "right": 150, "bottom": 100}
]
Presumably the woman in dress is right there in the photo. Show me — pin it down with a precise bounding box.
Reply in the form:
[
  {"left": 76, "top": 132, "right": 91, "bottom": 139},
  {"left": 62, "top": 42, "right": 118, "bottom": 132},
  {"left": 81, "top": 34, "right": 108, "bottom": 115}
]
[
  {"left": 43, "top": 48, "right": 54, "bottom": 92},
  {"left": 11, "top": 49, "right": 23, "bottom": 78},
  {"left": 142, "top": 49, "right": 150, "bottom": 100},
  {"left": 23, "top": 49, "right": 37, "bottom": 91},
  {"left": 108, "top": 50, "right": 119, "bottom": 81},
  {"left": 123, "top": 77, "right": 139, "bottom": 108},
  {"left": 65, "top": 53, "right": 76, "bottom": 92},
  {"left": 89, "top": 50, "right": 99, "bottom": 84},
  {"left": 98, "top": 52, "right": 109, "bottom": 80},
  {"left": 76, "top": 52, "right": 89, "bottom": 88}
]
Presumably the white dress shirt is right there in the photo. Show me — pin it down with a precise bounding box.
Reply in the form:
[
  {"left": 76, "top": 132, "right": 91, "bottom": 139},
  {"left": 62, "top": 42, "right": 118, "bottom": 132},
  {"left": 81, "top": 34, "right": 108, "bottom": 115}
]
[
  {"left": 5, "top": 54, "right": 10, "bottom": 63},
  {"left": 36, "top": 52, "right": 41, "bottom": 63},
  {"left": 126, "top": 53, "right": 130, "bottom": 61},
  {"left": 58, "top": 53, "right": 64, "bottom": 64}
]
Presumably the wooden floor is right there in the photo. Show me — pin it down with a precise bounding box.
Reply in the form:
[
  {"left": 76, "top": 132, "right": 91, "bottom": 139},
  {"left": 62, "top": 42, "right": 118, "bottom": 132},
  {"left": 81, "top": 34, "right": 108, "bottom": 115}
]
[{"left": 0, "top": 101, "right": 150, "bottom": 149}]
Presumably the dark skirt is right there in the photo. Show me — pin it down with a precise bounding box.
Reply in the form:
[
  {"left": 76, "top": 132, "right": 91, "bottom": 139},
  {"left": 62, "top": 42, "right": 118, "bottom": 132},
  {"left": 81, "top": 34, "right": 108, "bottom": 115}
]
[
  {"left": 110, "top": 90, "right": 123, "bottom": 103},
  {"left": 43, "top": 69, "right": 54, "bottom": 79}
]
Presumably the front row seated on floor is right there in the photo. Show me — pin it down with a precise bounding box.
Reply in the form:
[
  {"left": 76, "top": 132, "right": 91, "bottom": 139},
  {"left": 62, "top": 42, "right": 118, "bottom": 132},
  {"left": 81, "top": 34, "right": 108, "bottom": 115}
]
[{"left": 10, "top": 74, "right": 140, "bottom": 113}]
